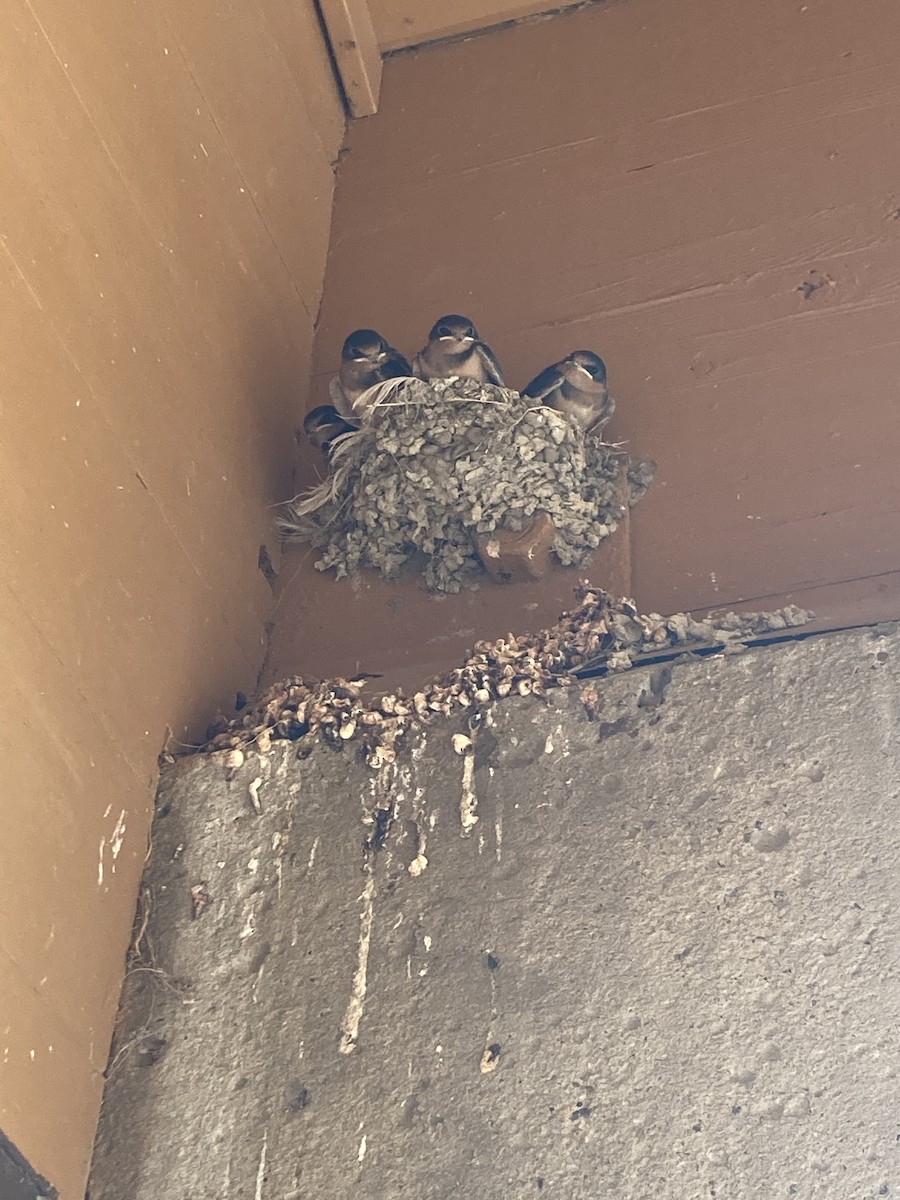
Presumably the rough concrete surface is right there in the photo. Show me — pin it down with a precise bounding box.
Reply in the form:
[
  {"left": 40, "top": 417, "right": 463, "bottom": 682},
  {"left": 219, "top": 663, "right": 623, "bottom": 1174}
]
[{"left": 89, "top": 626, "right": 900, "bottom": 1199}]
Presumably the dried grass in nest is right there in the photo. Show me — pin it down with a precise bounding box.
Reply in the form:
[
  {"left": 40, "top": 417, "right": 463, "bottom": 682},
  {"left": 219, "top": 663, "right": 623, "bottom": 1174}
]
[{"left": 278, "top": 377, "right": 655, "bottom": 593}]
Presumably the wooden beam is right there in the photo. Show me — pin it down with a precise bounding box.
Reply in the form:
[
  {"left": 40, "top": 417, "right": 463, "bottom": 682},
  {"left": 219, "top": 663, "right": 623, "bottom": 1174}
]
[{"left": 318, "top": 0, "right": 382, "bottom": 118}]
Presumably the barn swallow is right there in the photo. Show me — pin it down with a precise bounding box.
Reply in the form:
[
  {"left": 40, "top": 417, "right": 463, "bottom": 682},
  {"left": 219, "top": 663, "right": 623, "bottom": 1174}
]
[
  {"left": 301, "top": 404, "right": 358, "bottom": 458},
  {"left": 411, "top": 315, "right": 505, "bottom": 386},
  {"left": 332, "top": 329, "right": 412, "bottom": 421},
  {"left": 522, "top": 351, "right": 614, "bottom": 433}
]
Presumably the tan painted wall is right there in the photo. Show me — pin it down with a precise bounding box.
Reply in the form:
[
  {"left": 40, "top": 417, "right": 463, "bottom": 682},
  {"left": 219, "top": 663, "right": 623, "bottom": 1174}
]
[
  {"left": 368, "top": 0, "right": 578, "bottom": 51},
  {"left": 0, "top": 1, "right": 343, "bottom": 1195}
]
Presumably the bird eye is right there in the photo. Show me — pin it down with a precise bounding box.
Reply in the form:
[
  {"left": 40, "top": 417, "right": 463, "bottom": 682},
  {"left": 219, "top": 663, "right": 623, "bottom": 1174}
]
[
  {"left": 437, "top": 325, "right": 452, "bottom": 338},
  {"left": 465, "top": 326, "right": 475, "bottom": 338}
]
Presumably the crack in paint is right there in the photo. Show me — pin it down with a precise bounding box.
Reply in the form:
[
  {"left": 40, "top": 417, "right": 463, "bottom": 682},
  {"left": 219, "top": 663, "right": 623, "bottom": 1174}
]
[{"left": 110, "top": 809, "right": 127, "bottom": 867}]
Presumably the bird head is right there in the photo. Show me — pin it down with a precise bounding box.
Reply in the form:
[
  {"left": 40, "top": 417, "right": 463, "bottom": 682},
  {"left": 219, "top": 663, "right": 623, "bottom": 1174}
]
[
  {"left": 303, "top": 404, "right": 352, "bottom": 452},
  {"left": 303, "top": 404, "right": 341, "bottom": 433},
  {"left": 342, "top": 329, "right": 390, "bottom": 365},
  {"left": 564, "top": 351, "right": 607, "bottom": 384},
  {"left": 428, "top": 314, "right": 478, "bottom": 351}
]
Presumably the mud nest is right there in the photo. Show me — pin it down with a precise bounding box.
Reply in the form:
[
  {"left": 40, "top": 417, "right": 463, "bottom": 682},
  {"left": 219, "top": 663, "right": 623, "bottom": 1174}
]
[{"left": 278, "top": 377, "right": 655, "bottom": 592}]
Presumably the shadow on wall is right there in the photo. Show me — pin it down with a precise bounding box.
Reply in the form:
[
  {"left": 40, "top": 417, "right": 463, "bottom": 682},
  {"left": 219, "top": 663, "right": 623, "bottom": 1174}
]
[{"left": 238, "top": 313, "right": 313, "bottom": 509}]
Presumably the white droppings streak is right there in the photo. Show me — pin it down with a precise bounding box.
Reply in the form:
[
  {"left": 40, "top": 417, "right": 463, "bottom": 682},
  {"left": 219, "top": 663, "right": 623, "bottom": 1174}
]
[
  {"left": 307, "top": 836, "right": 320, "bottom": 872},
  {"left": 460, "top": 752, "right": 478, "bottom": 833},
  {"left": 339, "top": 870, "right": 376, "bottom": 1054},
  {"left": 358, "top": 1134, "right": 367, "bottom": 1163},
  {"left": 495, "top": 816, "right": 503, "bottom": 862},
  {"left": 255, "top": 957, "right": 270, "bottom": 1003},
  {"left": 254, "top": 1130, "right": 267, "bottom": 1200},
  {"left": 248, "top": 777, "right": 263, "bottom": 813},
  {"left": 239, "top": 900, "right": 257, "bottom": 940},
  {"left": 98, "top": 839, "right": 105, "bottom": 886},
  {"left": 273, "top": 833, "right": 285, "bottom": 896},
  {"left": 544, "top": 733, "right": 555, "bottom": 754},
  {"left": 408, "top": 785, "right": 430, "bottom": 876}
]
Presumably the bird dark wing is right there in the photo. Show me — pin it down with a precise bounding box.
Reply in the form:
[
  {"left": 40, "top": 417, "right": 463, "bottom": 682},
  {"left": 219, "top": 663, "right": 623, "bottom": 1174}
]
[
  {"left": 303, "top": 405, "right": 357, "bottom": 455},
  {"left": 521, "top": 363, "right": 564, "bottom": 402},
  {"left": 476, "top": 341, "right": 505, "bottom": 386},
  {"left": 377, "top": 350, "right": 413, "bottom": 381}
]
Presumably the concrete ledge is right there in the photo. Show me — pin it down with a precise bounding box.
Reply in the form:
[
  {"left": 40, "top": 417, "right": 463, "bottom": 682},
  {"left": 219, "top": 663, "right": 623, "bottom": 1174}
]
[{"left": 90, "top": 625, "right": 900, "bottom": 1198}]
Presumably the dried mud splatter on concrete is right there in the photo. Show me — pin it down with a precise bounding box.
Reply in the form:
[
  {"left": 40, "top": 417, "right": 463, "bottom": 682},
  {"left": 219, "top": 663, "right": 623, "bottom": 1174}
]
[{"left": 187, "top": 585, "right": 811, "bottom": 772}]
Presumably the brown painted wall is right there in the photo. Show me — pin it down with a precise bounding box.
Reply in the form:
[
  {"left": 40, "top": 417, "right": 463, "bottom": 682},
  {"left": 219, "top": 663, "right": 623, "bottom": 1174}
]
[
  {"left": 367, "top": 0, "right": 582, "bottom": 51},
  {"left": 301, "top": 0, "right": 900, "bottom": 666},
  {"left": 0, "top": 2, "right": 343, "bottom": 1194}
]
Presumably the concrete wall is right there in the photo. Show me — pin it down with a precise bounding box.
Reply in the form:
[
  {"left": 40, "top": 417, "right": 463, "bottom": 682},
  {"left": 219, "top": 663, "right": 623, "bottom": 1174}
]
[
  {"left": 88, "top": 623, "right": 900, "bottom": 1197},
  {"left": 0, "top": 2, "right": 343, "bottom": 1194}
]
